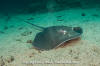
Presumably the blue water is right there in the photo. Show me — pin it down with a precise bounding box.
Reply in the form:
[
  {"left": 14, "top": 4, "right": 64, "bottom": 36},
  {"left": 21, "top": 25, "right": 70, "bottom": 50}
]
[{"left": 0, "top": 0, "right": 100, "bottom": 65}]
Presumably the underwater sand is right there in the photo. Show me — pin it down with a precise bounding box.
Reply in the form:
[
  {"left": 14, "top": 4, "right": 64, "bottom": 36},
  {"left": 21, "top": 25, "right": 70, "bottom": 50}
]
[{"left": 0, "top": 8, "right": 100, "bottom": 66}]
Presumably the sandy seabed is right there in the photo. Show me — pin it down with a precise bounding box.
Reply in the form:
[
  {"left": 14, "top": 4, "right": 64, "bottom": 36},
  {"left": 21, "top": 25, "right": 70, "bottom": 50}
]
[{"left": 0, "top": 8, "right": 100, "bottom": 66}]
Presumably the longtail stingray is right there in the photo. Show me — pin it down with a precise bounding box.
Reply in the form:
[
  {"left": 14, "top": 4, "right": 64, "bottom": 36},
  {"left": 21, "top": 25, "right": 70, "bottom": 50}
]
[{"left": 24, "top": 21, "right": 83, "bottom": 50}]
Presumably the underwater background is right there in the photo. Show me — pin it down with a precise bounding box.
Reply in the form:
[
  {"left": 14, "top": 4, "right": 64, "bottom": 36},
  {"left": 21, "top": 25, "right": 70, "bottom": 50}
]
[{"left": 0, "top": 0, "right": 100, "bottom": 66}]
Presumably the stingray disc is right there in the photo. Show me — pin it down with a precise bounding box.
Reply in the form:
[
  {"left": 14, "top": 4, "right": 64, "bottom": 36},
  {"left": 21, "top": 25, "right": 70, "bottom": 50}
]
[{"left": 32, "top": 26, "right": 83, "bottom": 50}]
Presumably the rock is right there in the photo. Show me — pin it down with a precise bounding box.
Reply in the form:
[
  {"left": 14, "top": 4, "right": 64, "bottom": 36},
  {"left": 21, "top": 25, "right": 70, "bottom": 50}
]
[
  {"left": 92, "top": 14, "right": 100, "bottom": 17},
  {"left": 4, "top": 26, "right": 8, "bottom": 30},
  {"left": 26, "top": 40, "right": 33, "bottom": 43},
  {"left": 81, "top": 13, "right": 86, "bottom": 16},
  {"left": 0, "top": 31, "right": 5, "bottom": 34},
  {"left": 28, "top": 52, "right": 35, "bottom": 58},
  {"left": 21, "top": 31, "right": 32, "bottom": 36},
  {"left": 4, "top": 56, "right": 14, "bottom": 63},
  {"left": 18, "top": 27, "right": 23, "bottom": 30}
]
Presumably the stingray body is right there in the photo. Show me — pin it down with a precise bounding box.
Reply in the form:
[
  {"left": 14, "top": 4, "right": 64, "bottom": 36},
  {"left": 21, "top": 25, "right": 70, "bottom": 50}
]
[{"left": 25, "top": 21, "right": 83, "bottom": 50}]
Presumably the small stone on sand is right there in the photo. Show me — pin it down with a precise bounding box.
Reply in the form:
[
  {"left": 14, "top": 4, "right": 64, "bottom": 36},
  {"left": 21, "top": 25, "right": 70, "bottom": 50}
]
[{"left": 26, "top": 40, "right": 33, "bottom": 43}]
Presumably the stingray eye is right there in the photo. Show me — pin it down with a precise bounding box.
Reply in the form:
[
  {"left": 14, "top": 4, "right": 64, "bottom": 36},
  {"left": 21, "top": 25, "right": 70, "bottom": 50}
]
[{"left": 73, "top": 27, "right": 83, "bottom": 34}]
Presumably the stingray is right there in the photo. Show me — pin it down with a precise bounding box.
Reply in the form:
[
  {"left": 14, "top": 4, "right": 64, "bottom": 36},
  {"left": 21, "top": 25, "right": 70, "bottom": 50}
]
[{"left": 24, "top": 21, "right": 83, "bottom": 50}]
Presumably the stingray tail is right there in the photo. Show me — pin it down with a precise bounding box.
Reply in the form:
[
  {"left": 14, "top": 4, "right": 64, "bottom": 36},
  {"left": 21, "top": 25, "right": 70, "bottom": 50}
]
[
  {"left": 15, "top": 16, "right": 45, "bottom": 31},
  {"left": 24, "top": 21, "right": 45, "bottom": 31}
]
